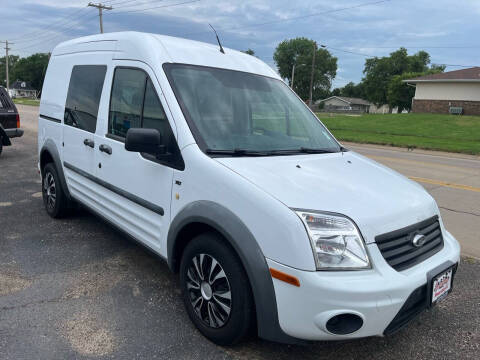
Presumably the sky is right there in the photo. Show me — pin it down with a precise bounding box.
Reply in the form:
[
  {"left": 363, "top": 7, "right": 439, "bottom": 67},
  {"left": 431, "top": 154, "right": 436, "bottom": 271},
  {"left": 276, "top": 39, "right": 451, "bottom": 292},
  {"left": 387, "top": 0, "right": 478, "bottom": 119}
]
[{"left": 2, "top": 0, "right": 480, "bottom": 88}]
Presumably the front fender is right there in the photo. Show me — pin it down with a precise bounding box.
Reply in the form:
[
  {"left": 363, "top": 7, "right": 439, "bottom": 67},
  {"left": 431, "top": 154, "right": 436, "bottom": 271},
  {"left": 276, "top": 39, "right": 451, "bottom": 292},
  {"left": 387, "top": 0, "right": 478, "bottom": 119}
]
[{"left": 167, "top": 200, "right": 303, "bottom": 344}]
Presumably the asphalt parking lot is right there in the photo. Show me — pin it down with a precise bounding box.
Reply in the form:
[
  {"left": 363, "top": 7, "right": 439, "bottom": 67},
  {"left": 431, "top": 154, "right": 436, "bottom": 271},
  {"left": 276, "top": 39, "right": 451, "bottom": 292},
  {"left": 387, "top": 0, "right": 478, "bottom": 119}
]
[{"left": 0, "top": 105, "right": 479, "bottom": 359}]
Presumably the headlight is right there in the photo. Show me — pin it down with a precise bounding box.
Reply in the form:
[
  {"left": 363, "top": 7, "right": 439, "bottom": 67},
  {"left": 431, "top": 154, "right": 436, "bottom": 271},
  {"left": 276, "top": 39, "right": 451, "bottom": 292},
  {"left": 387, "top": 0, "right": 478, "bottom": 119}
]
[{"left": 295, "top": 210, "right": 371, "bottom": 270}]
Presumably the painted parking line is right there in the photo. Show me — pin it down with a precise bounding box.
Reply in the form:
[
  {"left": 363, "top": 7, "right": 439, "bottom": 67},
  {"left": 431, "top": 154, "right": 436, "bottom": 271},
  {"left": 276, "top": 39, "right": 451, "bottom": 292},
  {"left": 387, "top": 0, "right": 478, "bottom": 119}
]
[
  {"left": 369, "top": 155, "right": 478, "bottom": 172},
  {"left": 409, "top": 176, "right": 480, "bottom": 193}
]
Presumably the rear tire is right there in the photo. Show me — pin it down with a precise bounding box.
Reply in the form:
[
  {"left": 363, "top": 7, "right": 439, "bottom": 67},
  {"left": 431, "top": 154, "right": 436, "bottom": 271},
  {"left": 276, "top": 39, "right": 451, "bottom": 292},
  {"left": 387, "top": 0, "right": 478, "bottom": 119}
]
[
  {"left": 0, "top": 138, "right": 3, "bottom": 156},
  {"left": 180, "top": 232, "right": 254, "bottom": 345},
  {"left": 42, "top": 163, "right": 69, "bottom": 218}
]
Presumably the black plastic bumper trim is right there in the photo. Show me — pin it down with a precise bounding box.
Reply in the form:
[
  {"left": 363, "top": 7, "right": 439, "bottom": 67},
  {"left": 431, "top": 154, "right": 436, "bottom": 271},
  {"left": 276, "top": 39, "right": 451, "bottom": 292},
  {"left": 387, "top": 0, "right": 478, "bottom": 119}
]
[
  {"left": 4, "top": 128, "right": 24, "bottom": 138},
  {"left": 384, "top": 261, "right": 458, "bottom": 336}
]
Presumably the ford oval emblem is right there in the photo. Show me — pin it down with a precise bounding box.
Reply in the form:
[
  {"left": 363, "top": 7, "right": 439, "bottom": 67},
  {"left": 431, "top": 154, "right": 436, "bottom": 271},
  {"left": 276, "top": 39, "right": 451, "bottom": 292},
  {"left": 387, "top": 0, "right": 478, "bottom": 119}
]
[{"left": 412, "top": 234, "right": 426, "bottom": 247}]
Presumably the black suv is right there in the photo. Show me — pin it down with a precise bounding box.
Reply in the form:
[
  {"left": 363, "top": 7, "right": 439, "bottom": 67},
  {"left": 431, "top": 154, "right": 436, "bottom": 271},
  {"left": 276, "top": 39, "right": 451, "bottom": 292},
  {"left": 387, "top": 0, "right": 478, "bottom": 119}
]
[{"left": 0, "top": 87, "right": 23, "bottom": 155}]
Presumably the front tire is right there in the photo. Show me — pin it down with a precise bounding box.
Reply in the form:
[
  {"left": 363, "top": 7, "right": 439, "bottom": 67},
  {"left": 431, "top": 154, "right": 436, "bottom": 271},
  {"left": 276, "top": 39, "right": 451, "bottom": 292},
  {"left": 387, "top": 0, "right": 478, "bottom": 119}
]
[
  {"left": 180, "top": 232, "right": 254, "bottom": 345},
  {"left": 42, "top": 163, "right": 69, "bottom": 218}
]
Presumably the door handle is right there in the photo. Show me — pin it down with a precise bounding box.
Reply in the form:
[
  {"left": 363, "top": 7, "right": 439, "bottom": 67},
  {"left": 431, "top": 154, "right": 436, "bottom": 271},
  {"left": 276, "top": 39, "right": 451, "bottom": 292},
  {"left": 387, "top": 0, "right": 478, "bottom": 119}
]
[
  {"left": 99, "top": 144, "right": 112, "bottom": 155},
  {"left": 83, "top": 138, "right": 94, "bottom": 148}
]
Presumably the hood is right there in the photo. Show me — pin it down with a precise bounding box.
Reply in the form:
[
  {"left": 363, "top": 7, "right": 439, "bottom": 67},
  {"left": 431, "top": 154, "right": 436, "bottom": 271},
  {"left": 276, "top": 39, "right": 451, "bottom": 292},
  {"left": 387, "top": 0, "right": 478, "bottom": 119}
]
[{"left": 216, "top": 151, "right": 439, "bottom": 244}]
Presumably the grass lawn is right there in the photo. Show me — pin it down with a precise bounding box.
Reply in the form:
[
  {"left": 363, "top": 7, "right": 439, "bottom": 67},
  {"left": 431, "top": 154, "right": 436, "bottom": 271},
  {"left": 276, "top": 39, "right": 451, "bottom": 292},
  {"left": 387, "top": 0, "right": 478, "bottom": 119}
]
[
  {"left": 317, "top": 112, "right": 480, "bottom": 155},
  {"left": 13, "top": 98, "right": 40, "bottom": 106}
]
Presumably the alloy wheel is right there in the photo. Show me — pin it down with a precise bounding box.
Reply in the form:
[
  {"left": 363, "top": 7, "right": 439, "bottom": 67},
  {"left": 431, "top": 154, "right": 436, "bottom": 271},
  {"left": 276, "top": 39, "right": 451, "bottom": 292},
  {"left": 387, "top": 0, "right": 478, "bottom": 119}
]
[
  {"left": 43, "top": 172, "right": 56, "bottom": 210},
  {"left": 186, "top": 253, "right": 232, "bottom": 328}
]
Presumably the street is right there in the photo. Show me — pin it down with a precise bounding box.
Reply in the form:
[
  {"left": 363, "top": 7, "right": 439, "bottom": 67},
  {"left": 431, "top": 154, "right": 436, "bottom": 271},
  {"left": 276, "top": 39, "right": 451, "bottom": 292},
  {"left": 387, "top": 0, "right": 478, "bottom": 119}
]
[{"left": 0, "top": 105, "right": 478, "bottom": 359}]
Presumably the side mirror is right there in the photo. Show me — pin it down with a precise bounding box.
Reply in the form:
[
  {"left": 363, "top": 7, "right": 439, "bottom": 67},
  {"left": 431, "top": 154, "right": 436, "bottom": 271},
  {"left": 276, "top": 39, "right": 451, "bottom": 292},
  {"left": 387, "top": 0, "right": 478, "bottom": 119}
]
[{"left": 125, "top": 128, "right": 166, "bottom": 155}]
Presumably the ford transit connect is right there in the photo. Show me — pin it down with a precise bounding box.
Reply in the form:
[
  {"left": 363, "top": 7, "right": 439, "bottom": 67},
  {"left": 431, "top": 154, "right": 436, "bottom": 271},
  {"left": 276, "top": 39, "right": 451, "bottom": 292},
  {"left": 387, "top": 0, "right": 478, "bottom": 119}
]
[{"left": 38, "top": 32, "right": 460, "bottom": 345}]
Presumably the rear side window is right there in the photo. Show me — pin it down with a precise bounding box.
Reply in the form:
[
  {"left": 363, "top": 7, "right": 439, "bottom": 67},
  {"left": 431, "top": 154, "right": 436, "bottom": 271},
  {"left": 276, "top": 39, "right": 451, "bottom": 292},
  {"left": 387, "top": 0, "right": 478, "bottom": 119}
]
[{"left": 64, "top": 65, "right": 107, "bottom": 133}]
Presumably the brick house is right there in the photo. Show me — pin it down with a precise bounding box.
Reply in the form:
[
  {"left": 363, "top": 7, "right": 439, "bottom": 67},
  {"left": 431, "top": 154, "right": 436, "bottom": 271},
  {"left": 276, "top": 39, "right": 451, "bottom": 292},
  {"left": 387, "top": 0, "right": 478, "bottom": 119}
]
[{"left": 404, "top": 67, "right": 480, "bottom": 115}]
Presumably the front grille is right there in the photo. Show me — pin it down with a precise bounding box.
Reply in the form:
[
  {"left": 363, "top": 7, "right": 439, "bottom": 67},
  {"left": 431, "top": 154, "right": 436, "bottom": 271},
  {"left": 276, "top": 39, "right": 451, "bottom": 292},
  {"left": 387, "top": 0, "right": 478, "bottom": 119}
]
[
  {"left": 376, "top": 216, "right": 444, "bottom": 271},
  {"left": 383, "top": 284, "right": 427, "bottom": 335}
]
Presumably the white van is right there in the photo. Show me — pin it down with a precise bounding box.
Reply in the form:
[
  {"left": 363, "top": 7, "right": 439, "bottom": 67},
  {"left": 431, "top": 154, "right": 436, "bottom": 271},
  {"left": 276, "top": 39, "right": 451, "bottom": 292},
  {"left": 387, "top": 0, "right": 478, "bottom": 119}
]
[{"left": 38, "top": 32, "right": 460, "bottom": 345}]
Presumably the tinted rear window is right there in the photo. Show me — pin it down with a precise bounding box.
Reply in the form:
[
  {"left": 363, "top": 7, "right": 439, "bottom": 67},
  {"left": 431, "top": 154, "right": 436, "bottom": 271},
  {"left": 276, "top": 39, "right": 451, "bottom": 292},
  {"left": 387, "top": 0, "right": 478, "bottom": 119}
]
[
  {"left": 64, "top": 65, "right": 107, "bottom": 133},
  {"left": 0, "top": 88, "right": 12, "bottom": 110}
]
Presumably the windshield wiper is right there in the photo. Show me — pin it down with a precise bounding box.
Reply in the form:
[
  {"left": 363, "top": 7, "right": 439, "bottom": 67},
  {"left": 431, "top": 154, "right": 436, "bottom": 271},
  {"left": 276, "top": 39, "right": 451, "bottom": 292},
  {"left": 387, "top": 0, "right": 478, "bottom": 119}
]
[
  {"left": 206, "top": 148, "right": 270, "bottom": 156},
  {"left": 299, "top": 147, "right": 338, "bottom": 154},
  {"left": 266, "top": 147, "right": 338, "bottom": 154},
  {"left": 206, "top": 147, "right": 341, "bottom": 156}
]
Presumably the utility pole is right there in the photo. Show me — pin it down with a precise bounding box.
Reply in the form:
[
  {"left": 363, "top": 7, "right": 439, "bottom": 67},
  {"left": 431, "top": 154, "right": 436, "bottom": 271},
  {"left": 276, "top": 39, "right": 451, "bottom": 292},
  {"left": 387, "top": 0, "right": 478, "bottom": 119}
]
[
  {"left": 308, "top": 42, "right": 317, "bottom": 107},
  {"left": 0, "top": 40, "right": 13, "bottom": 92},
  {"left": 88, "top": 2, "right": 113, "bottom": 34},
  {"left": 291, "top": 63, "right": 307, "bottom": 90},
  {"left": 291, "top": 63, "right": 295, "bottom": 89}
]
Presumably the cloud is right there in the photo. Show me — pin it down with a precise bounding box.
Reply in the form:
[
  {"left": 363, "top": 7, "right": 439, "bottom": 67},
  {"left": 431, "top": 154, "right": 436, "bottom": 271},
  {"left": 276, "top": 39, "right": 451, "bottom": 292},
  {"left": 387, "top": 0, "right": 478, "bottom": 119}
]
[{"left": 3, "top": 0, "right": 478, "bottom": 88}]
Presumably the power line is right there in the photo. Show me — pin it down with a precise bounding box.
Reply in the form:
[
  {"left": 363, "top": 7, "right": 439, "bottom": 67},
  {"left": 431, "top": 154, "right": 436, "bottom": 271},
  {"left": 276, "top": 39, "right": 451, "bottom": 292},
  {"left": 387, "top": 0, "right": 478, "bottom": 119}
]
[
  {"left": 322, "top": 45, "right": 478, "bottom": 68},
  {"left": 12, "top": 8, "right": 96, "bottom": 44},
  {"left": 9, "top": 5, "right": 92, "bottom": 42},
  {"left": 13, "top": 15, "right": 98, "bottom": 52},
  {"left": 10, "top": 0, "right": 386, "bottom": 51},
  {"left": 341, "top": 45, "right": 480, "bottom": 49},
  {"left": 436, "top": 63, "right": 479, "bottom": 68},
  {"left": 182, "top": 0, "right": 392, "bottom": 37},
  {"left": 113, "top": 0, "right": 167, "bottom": 10},
  {"left": 103, "top": 0, "right": 133, "bottom": 5},
  {"left": 322, "top": 46, "right": 374, "bottom": 57},
  {"left": 12, "top": 0, "right": 199, "bottom": 52},
  {"left": 104, "top": 0, "right": 141, "bottom": 5},
  {"left": 106, "top": 0, "right": 200, "bottom": 15}
]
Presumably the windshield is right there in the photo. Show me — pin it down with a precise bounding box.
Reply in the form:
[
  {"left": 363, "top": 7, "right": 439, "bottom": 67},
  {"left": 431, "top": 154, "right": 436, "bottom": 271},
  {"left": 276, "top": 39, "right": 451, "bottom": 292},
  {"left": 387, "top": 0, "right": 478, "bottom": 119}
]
[{"left": 164, "top": 64, "right": 341, "bottom": 155}]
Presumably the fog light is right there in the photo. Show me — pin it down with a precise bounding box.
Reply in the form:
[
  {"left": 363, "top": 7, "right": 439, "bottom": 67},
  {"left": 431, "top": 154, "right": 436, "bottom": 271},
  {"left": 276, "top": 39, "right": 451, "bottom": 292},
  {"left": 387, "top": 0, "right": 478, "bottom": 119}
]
[{"left": 326, "top": 313, "right": 363, "bottom": 335}]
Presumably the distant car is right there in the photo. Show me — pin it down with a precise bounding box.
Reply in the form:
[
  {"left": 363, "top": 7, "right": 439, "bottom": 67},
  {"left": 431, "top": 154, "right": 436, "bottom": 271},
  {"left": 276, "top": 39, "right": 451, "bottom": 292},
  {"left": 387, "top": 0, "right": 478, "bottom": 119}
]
[{"left": 0, "top": 86, "right": 23, "bottom": 155}]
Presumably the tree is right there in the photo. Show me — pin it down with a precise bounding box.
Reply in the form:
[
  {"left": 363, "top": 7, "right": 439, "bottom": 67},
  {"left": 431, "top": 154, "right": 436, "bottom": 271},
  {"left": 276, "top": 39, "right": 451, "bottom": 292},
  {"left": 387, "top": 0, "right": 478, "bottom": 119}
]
[
  {"left": 11, "top": 53, "right": 50, "bottom": 92},
  {"left": 340, "top": 81, "right": 365, "bottom": 99},
  {"left": 387, "top": 68, "right": 444, "bottom": 112},
  {"left": 242, "top": 49, "right": 255, "bottom": 56},
  {"left": 273, "top": 37, "right": 337, "bottom": 102},
  {"left": 330, "top": 88, "right": 341, "bottom": 97},
  {"left": 362, "top": 48, "right": 433, "bottom": 106},
  {"left": 0, "top": 55, "right": 20, "bottom": 87}
]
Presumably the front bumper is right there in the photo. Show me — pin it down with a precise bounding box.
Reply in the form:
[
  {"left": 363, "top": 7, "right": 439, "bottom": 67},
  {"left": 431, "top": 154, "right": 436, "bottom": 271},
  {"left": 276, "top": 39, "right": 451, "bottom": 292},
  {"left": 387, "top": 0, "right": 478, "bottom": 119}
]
[
  {"left": 5, "top": 128, "right": 24, "bottom": 138},
  {"left": 267, "top": 230, "right": 460, "bottom": 341}
]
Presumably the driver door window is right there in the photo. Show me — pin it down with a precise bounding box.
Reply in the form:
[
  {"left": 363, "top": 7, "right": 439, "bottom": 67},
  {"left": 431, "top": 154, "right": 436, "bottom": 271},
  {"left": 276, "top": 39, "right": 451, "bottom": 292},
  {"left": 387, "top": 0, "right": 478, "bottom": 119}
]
[{"left": 107, "top": 67, "right": 181, "bottom": 167}]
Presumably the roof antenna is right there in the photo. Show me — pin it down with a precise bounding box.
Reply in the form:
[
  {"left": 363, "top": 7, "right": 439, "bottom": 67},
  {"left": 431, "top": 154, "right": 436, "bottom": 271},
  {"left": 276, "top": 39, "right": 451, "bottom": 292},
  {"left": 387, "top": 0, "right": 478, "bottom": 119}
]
[{"left": 209, "top": 24, "right": 225, "bottom": 54}]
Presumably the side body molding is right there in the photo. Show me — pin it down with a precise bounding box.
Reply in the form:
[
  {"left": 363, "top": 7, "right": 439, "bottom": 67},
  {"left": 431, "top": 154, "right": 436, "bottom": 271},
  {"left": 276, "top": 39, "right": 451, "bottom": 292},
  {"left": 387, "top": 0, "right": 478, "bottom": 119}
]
[
  {"left": 167, "top": 200, "right": 302, "bottom": 344},
  {"left": 40, "top": 139, "right": 71, "bottom": 200}
]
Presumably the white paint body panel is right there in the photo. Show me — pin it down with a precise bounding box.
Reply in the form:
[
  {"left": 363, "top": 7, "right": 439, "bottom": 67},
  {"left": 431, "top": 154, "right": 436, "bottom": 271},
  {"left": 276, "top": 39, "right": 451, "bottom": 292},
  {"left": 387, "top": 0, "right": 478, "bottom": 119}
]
[
  {"left": 216, "top": 151, "right": 439, "bottom": 245},
  {"left": 268, "top": 230, "right": 460, "bottom": 340},
  {"left": 172, "top": 145, "right": 316, "bottom": 270},
  {"left": 38, "top": 32, "right": 461, "bottom": 341}
]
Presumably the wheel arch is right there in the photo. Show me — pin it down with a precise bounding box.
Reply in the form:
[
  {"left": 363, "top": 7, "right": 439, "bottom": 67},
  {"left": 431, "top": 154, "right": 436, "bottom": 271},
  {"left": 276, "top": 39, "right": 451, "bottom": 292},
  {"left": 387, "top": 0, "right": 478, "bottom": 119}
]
[
  {"left": 167, "top": 200, "right": 302, "bottom": 344},
  {"left": 40, "top": 140, "right": 71, "bottom": 200}
]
